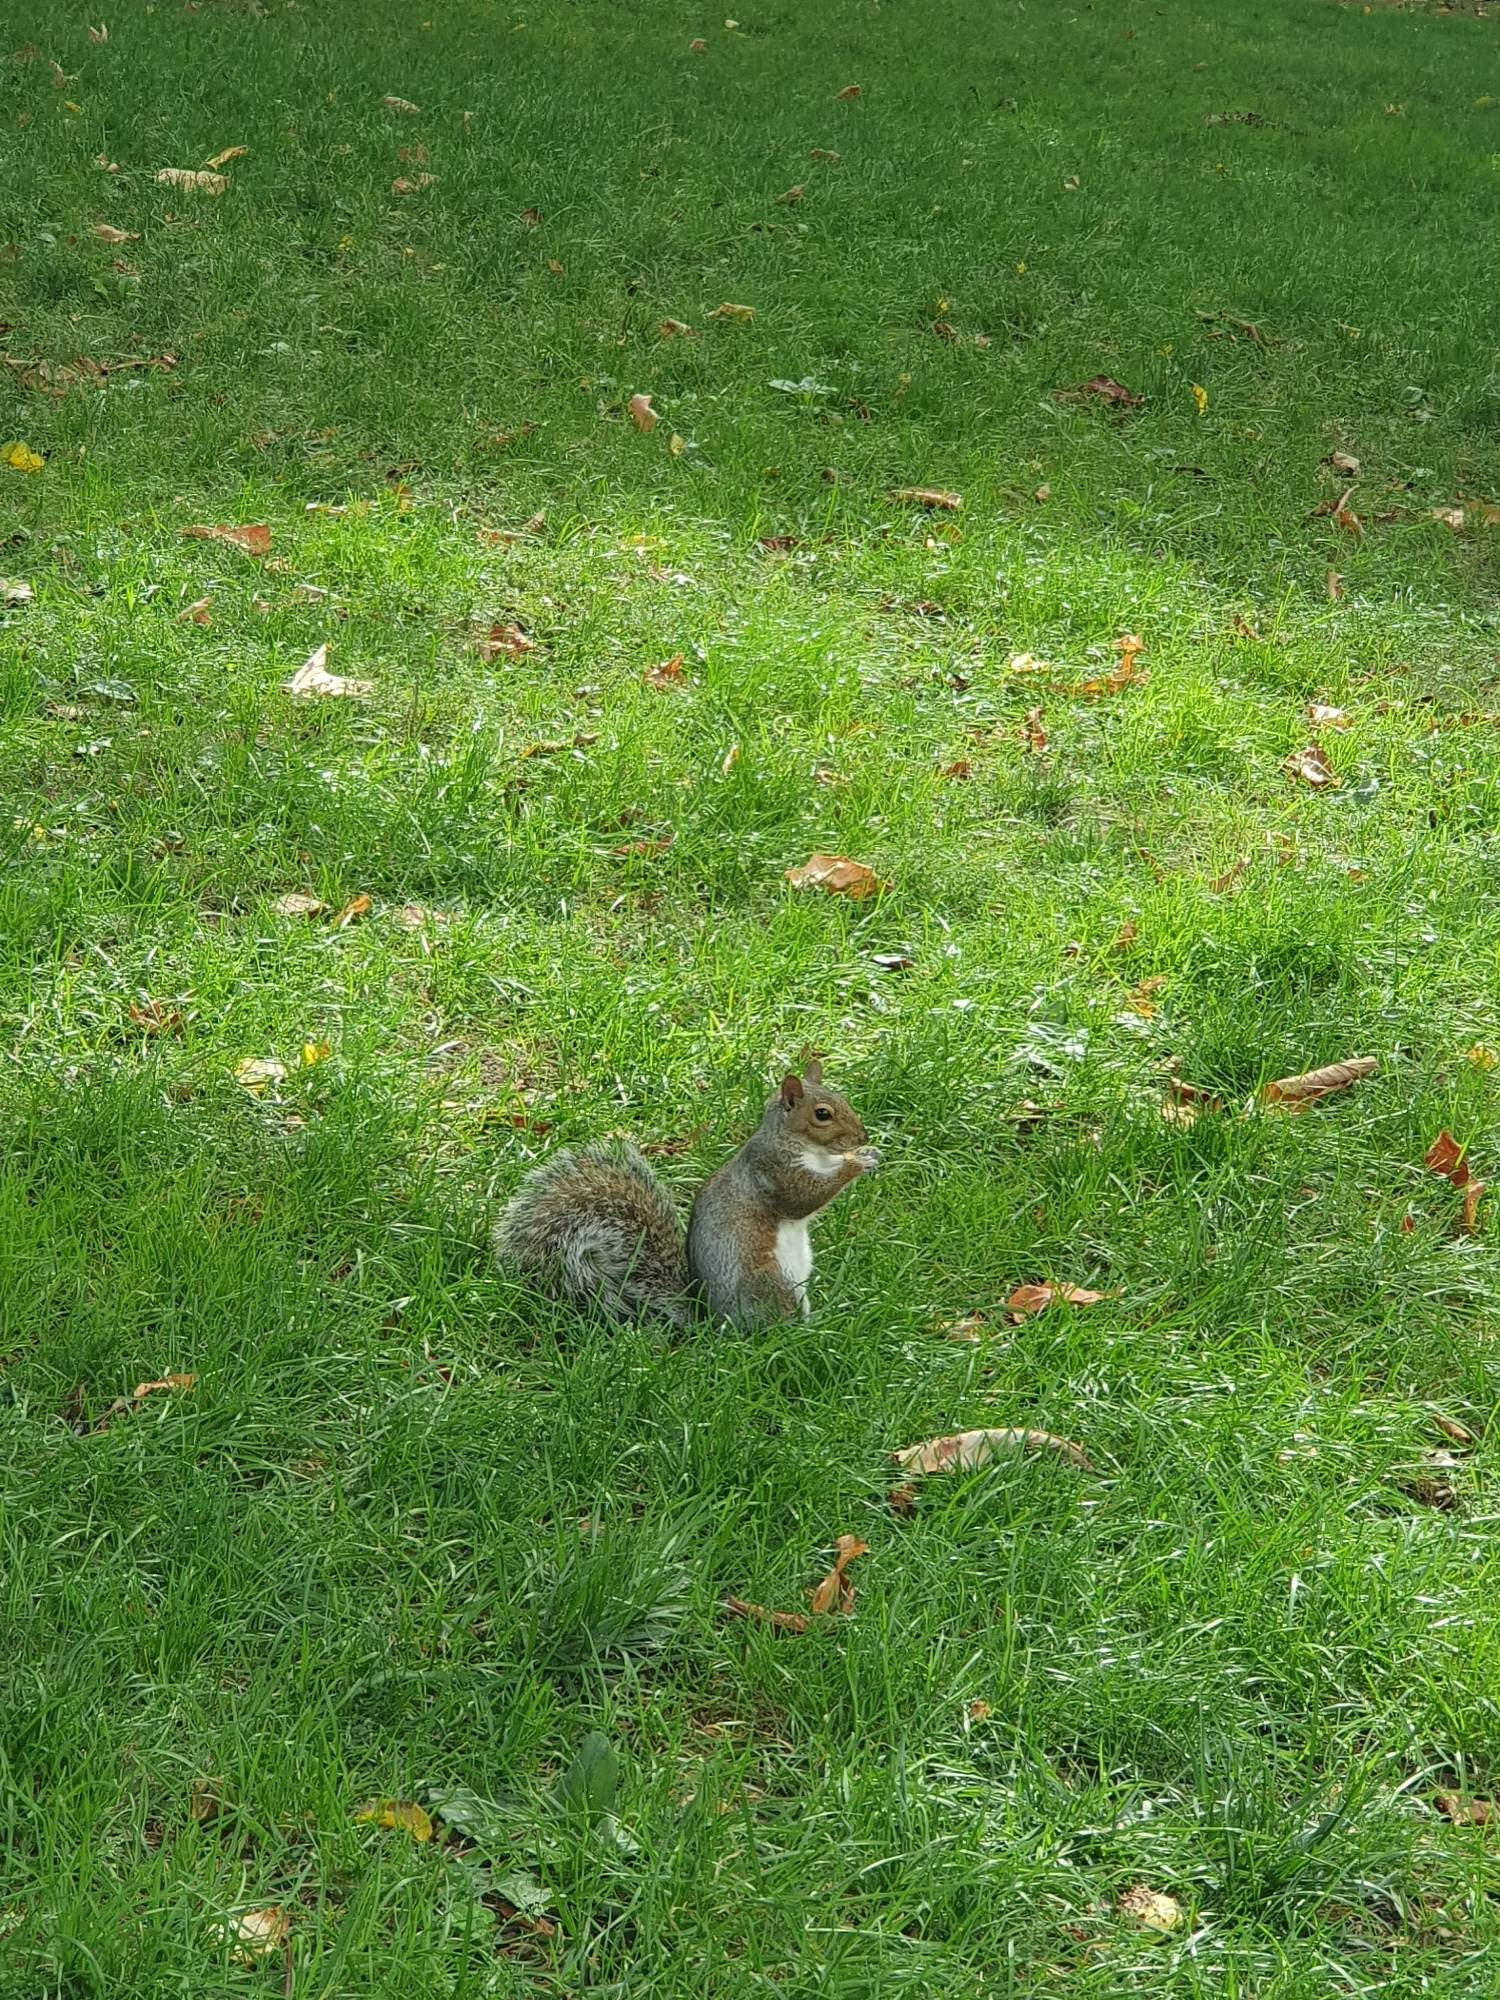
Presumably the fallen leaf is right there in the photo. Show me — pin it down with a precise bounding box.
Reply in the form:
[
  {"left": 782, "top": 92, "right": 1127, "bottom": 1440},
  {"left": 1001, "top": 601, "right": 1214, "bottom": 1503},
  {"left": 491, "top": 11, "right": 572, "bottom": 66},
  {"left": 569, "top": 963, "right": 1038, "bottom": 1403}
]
[
  {"left": 1306, "top": 702, "right": 1349, "bottom": 729},
  {"left": 478, "top": 620, "right": 535, "bottom": 662},
  {"left": 1282, "top": 743, "right": 1339, "bottom": 788},
  {"left": 1435, "top": 1413, "right": 1477, "bottom": 1446},
  {"left": 658, "top": 317, "right": 695, "bottom": 338},
  {"left": 354, "top": 1799, "right": 434, "bottom": 1842},
  {"left": 2, "top": 579, "right": 33, "bottom": 606},
  {"left": 1396, "top": 1467, "right": 1458, "bottom": 1511},
  {"left": 299, "top": 1041, "right": 332, "bottom": 1070},
  {"left": 1163, "top": 1079, "right": 1223, "bottom": 1129},
  {"left": 689, "top": 37, "right": 708, "bottom": 51},
  {"left": 776, "top": 184, "right": 804, "bottom": 205},
  {"left": 757, "top": 534, "right": 799, "bottom": 553},
  {"left": 284, "top": 643, "right": 373, "bottom": 699},
  {"left": 1434, "top": 1793, "right": 1493, "bottom": 1828},
  {"left": 1191, "top": 382, "right": 1208, "bottom": 415},
  {"left": 1326, "top": 569, "right": 1344, "bottom": 601},
  {"left": 1208, "top": 858, "right": 1246, "bottom": 893},
  {"left": 1123, "top": 974, "right": 1166, "bottom": 1019},
  {"left": 181, "top": 522, "right": 270, "bottom": 556},
  {"left": 1231, "top": 613, "right": 1262, "bottom": 641},
  {"left": 1118, "top": 1884, "right": 1183, "bottom": 1932},
  {"left": 229, "top": 1908, "right": 290, "bottom": 1960},
  {"left": 384, "top": 94, "right": 421, "bottom": 112},
  {"left": 94, "top": 1373, "right": 198, "bottom": 1430},
  {"left": 645, "top": 653, "right": 685, "bottom": 688},
  {"left": 721, "top": 1596, "right": 810, "bottom": 1634},
  {"left": 88, "top": 21, "right": 108, "bottom": 41},
  {"left": 391, "top": 173, "right": 438, "bottom": 193},
  {"left": 93, "top": 222, "right": 138, "bottom": 244},
  {"left": 894, "top": 1427, "right": 1096, "bottom": 1475},
  {"left": 3, "top": 442, "right": 45, "bottom": 474},
  {"left": 785, "top": 853, "right": 887, "bottom": 899},
  {"left": 808, "top": 1535, "right": 868, "bottom": 1617},
  {"left": 234, "top": 1057, "right": 287, "bottom": 1092},
  {"left": 1053, "top": 375, "right": 1143, "bottom": 407},
  {"left": 518, "top": 206, "right": 541, "bottom": 225},
  {"left": 707, "top": 302, "right": 756, "bottom": 322},
  {"left": 1111, "top": 921, "right": 1138, "bottom": 950},
  {"left": 1007, "top": 1282, "right": 1105, "bottom": 1314},
  {"left": 889, "top": 485, "right": 962, "bottom": 510},
  {"left": 1260, "top": 1057, "right": 1378, "bottom": 1105},
  {"left": 204, "top": 145, "right": 247, "bottom": 168},
  {"left": 129, "top": 998, "right": 183, "bottom": 1035},
  {"left": 939, "top": 758, "right": 973, "bottom": 781},
  {"left": 334, "top": 893, "right": 373, "bottom": 928},
  {"left": 1432, "top": 505, "right": 1465, "bottom": 529},
  {"left": 190, "top": 1776, "right": 225, "bottom": 1822},
  {"left": 810, "top": 147, "right": 841, "bottom": 161},
  {"left": 1324, "top": 451, "right": 1361, "bottom": 475},
  {"left": 177, "top": 595, "right": 212, "bottom": 626},
  {"left": 273, "top": 892, "right": 327, "bottom": 918},
  {"left": 628, "top": 393, "right": 658, "bottom": 432},
  {"left": 394, "top": 902, "right": 450, "bottom": 928},
  {"left": 887, "top": 1481, "right": 919, "bottom": 1516},
  {"left": 836, "top": 82, "right": 862, "bottom": 99},
  {"left": 1022, "top": 707, "right": 1048, "bottom": 753},
  {"left": 155, "top": 168, "right": 228, "bottom": 193},
  {"left": 1466, "top": 1045, "right": 1498, "bottom": 1071},
  {"left": 1062, "top": 174, "right": 1080, "bottom": 190},
  {"left": 1427, "top": 1130, "right": 1485, "bottom": 1231}
]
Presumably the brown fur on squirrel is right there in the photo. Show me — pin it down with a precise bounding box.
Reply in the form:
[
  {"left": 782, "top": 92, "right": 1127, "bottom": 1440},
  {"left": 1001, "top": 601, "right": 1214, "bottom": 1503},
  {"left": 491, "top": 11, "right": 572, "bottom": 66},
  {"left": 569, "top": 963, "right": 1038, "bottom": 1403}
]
[{"left": 492, "top": 1061, "right": 877, "bottom": 1327}]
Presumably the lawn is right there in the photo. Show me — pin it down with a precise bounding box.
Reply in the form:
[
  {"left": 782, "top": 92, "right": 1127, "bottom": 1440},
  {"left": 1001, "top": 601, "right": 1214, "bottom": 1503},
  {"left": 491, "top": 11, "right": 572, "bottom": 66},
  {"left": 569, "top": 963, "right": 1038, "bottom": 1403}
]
[{"left": 4, "top": 0, "right": 1500, "bottom": 1991}]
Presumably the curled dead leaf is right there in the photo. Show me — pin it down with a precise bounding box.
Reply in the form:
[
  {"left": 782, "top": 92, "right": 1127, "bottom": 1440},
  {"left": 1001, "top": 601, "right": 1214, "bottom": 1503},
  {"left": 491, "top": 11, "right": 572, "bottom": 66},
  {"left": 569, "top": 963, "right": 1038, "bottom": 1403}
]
[
  {"left": 181, "top": 522, "right": 270, "bottom": 557},
  {"left": 177, "top": 595, "right": 212, "bottom": 626},
  {"left": 1324, "top": 451, "right": 1360, "bottom": 476},
  {"left": 334, "top": 893, "right": 373, "bottom": 928},
  {"left": 645, "top": 653, "right": 685, "bottom": 689},
  {"left": 94, "top": 1372, "right": 197, "bottom": 1431},
  {"left": 1053, "top": 375, "right": 1143, "bottom": 407},
  {"left": 1260, "top": 1057, "right": 1378, "bottom": 1106},
  {"left": 1434, "top": 1413, "right": 1478, "bottom": 1447},
  {"left": 1432, "top": 505, "right": 1465, "bottom": 530},
  {"left": 273, "top": 892, "right": 328, "bottom": 919},
  {"left": 1208, "top": 858, "right": 1246, "bottom": 893},
  {"left": 1306, "top": 702, "right": 1349, "bottom": 729},
  {"left": 888, "top": 486, "right": 962, "bottom": 510},
  {"left": 129, "top": 998, "right": 184, "bottom": 1035},
  {"left": 1427, "top": 1130, "right": 1485, "bottom": 1232},
  {"left": 887, "top": 1481, "right": 919, "bottom": 1516},
  {"left": 1118, "top": 1884, "right": 1183, "bottom": 1932},
  {"left": 1282, "top": 743, "right": 1338, "bottom": 788},
  {"left": 722, "top": 1596, "right": 810, "bottom": 1634},
  {"left": 707, "top": 302, "right": 756, "bottom": 322},
  {"left": 93, "top": 222, "right": 138, "bottom": 245},
  {"left": 810, "top": 147, "right": 841, "bottom": 161},
  {"left": 689, "top": 37, "right": 708, "bottom": 51},
  {"left": 1007, "top": 1282, "right": 1104, "bottom": 1315},
  {"left": 228, "top": 1908, "right": 290, "bottom": 1960},
  {"left": 391, "top": 173, "right": 438, "bottom": 194},
  {"left": 628, "top": 392, "right": 658, "bottom": 432},
  {"left": 383, "top": 95, "right": 421, "bottom": 112},
  {"left": 204, "top": 144, "right": 247, "bottom": 169},
  {"left": 1122, "top": 973, "right": 1165, "bottom": 1019},
  {"left": 836, "top": 82, "right": 862, "bottom": 99},
  {"left": 808, "top": 1535, "right": 867, "bottom": 1617},
  {"left": 284, "top": 643, "right": 373, "bottom": 699},
  {"left": 2, "top": 578, "right": 34, "bottom": 607},
  {"left": 658, "top": 317, "right": 695, "bottom": 338},
  {"left": 155, "top": 168, "right": 228, "bottom": 193},
  {"left": 776, "top": 184, "right": 804, "bottom": 205},
  {"left": 785, "top": 853, "right": 887, "bottom": 899},
  {"left": 1022, "top": 707, "right": 1048, "bottom": 753},
  {"left": 354, "top": 1799, "right": 434, "bottom": 1842},
  {"left": 894, "top": 1428, "right": 1096, "bottom": 1475},
  {"left": 478, "top": 621, "right": 535, "bottom": 662},
  {"left": 1434, "top": 1793, "right": 1493, "bottom": 1827}
]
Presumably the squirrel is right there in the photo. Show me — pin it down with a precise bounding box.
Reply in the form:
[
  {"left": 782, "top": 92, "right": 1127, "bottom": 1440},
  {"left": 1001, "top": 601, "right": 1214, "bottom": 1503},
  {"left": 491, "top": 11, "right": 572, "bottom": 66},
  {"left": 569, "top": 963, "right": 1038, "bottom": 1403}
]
[{"left": 492, "top": 1060, "right": 878, "bottom": 1328}]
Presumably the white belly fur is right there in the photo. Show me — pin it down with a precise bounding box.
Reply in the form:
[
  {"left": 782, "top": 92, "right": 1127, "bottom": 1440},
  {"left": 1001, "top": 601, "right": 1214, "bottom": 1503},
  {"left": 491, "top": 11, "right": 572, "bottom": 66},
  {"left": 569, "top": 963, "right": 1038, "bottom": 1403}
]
[{"left": 775, "top": 1218, "right": 813, "bottom": 1317}]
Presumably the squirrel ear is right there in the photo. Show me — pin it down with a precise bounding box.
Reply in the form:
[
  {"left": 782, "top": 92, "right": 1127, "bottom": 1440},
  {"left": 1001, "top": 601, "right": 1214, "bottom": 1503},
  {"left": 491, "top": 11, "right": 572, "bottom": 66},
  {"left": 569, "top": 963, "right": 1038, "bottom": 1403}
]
[
  {"left": 780, "top": 1073, "right": 804, "bottom": 1108},
  {"left": 803, "top": 1057, "right": 823, "bottom": 1088}
]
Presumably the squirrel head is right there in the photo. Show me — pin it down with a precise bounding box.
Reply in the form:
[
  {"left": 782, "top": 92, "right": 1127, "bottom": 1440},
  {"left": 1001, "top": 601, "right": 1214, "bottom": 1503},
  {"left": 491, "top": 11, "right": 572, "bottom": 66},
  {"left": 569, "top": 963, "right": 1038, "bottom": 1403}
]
[{"left": 768, "top": 1060, "right": 868, "bottom": 1157}]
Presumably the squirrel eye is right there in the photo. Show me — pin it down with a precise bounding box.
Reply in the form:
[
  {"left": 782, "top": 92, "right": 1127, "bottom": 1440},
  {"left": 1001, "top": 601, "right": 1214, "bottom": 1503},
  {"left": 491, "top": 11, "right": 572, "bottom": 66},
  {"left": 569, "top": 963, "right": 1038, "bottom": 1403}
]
[{"left": 814, "top": 1105, "right": 833, "bottom": 1122}]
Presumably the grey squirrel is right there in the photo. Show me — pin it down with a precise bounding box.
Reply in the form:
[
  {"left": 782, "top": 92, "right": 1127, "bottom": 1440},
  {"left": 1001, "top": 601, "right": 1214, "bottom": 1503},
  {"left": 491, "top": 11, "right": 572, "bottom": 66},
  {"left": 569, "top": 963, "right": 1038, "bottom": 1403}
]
[{"left": 492, "top": 1060, "right": 878, "bottom": 1328}]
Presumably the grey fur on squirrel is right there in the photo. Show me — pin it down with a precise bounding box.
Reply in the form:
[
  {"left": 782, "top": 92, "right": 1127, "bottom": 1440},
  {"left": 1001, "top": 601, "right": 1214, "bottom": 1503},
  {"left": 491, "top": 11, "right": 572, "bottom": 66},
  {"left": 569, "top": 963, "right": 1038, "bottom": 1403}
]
[{"left": 492, "top": 1060, "right": 878, "bottom": 1327}]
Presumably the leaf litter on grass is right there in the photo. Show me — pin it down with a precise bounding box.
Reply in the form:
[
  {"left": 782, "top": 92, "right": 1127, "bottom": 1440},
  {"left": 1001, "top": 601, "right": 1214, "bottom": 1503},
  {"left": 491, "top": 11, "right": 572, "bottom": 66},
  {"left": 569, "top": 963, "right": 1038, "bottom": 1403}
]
[
  {"left": 284, "top": 643, "right": 372, "bottom": 699},
  {"left": 893, "top": 1428, "right": 1097, "bottom": 1475},
  {"left": 785, "top": 853, "right": 887, "bottom": 898},
  {"left": 1426, "top": 1130, "right": 1485, "bottom": 1232}
]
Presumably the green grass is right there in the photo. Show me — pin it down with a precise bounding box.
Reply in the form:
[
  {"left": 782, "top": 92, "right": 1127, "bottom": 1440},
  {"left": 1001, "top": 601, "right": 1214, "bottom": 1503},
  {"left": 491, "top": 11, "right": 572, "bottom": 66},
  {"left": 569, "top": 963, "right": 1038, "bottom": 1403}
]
[{"left": 4, "top": 0, "right": 1500, "bottom": 1991}]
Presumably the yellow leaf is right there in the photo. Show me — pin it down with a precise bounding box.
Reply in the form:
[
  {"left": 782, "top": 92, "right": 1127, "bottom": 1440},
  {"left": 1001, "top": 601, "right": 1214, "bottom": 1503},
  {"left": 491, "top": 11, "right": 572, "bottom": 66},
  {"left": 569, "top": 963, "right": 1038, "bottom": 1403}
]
[
  {"left": 299, "top": 1041, "right": 332, "bottom": 1068},
  {"left": 1191, "top": 382, "right": 1208, "bottom": 415},
  {"left": 204, "top": 145, "right": 248, "bottom": 168},
  {"left": 354, "top": 1798, "right": 434, "bottom": 1842},
  {"left": 155, "top": 168, "right": 228, "bottom": 194},
  {"left": 3, "top": 442, "right": 45, "bottom": 474}
]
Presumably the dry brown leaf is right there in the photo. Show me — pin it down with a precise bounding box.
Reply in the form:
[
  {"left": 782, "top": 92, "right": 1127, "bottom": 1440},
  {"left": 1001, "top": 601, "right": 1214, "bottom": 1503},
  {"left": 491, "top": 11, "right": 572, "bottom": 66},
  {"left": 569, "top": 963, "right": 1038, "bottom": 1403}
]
[
  {"left": 1306, "top": 702, "right": 1349, "bottom": 729},
  {"left": 1326, "top": 569, "right": 1344, "bottom": 601},
  {"left": 808, "top": 1535, "right": 868, "bottom": 1617},
  {"left": 95, "top": 1372, "right": 197, "bottom": 1431},
  {"left": 478, "top": 621, "right": 535, "bottom": 662},
  {"left": 893, "top": 1427, "right": 1096, "bottom": 1475},
  {"left": 177, "top": 595, "right": 212, "bottom": 626},
  {"left": 888, "top": 486, "right": 962, "bottom": 510},
  {"left": 384, "top": 95, "right": 421, "bottom": 113},
  {"left": 887, "top": 1481, "right": 919, "bottom": 1517},
  {"left": 334, "top": 894, "right": 373, "bottom": 929},
  {"left": 1208, "top": 858, "right": 1246, "bottom": 893},
  {"left": 1434, "top": 1414, "right": 1478, "bottom": 1447},
  {"left": 234, "top": 1057, "right": 287, "bottom": 1092},
  {"left": 1432, "top": 505, "right": 1465, "bottom": 530},
  {"left": 181, "top": 522, "right": 270, "bottom": 557},
  {"left": 1434, "top": 1793, "right": 1494, "bottom": 1828},
  {"left": 2, "top": 578, "right": 34, "bottom": 607},
  {"left": 273, "top": 892, "right": 328, "bottom": 919},
  {"left": 204, "top": 145, "right": 247, "bottom": 168},
  {"left": 721, "top": 1596, "right": 810, "bottom": 1634},
  {"left": 190, "top": 1776, "right": 225, "bottom": 1823},
  {"left": 1111, "top": 920, "right": 1138, "bottom": 950},
  {"left": 707, "top": 302, "right": 756, "bottom": 322},
  {"left": 1022, "top": 707, "right": 1048, "bottom": 753},
  {"left": 1118, "top": 1885, "right": 1183, "bottom": 1932},
  {"left": 776, "top": 184, "right": 804, "bottom": 205},
  {"left": 757, "top": 534, "right": 799, "bottom": 553},
  {"left": 940, "top": 758, "right": 973, "bottom": 781},
  {"left": 129, "top": 999, "right": 184, "bottom": 1035},
  {"left": 689, "top": 37, "right": 708, "bottom": 51},
  {"left": 644, "top": 653, "right": 685, "bottom": 689},
  {"left": 284, "top": 643, "right": 373, "bottom": 699},
  {"left": 230, "top": 1908, "right": 290, "bottom": 1960},
  {"left": 938, "top": 1311, "right": 989, "bottom": 1342},
  {"left": 394, "top": 902, "right": 450, "bottom": 928},
  {"left": 1324, "top": 451, "right": 1361, "bottom": 476},
  {"left": 810, "top": 147, "right": 841, "bottom": 161},
  {"left": 1427, "top": 1130, "right": 1485, "bottom": 1232},
  {"left": 628, "top": 392, "right": 658, "bottom": 432},
  {"left": 1007, "top": 1282, "right": 1105, "bottom": 1315},
  {"left": 658, "top": 317, "right": 695, "bottom": 338},
  {"left": 354, "top": 1799, "right": 434, "bottom": 1842},
  {"left": 1053, "top": 375, "right": 1143, "bottom": 407},
  {"left": 1260, "top": 1057, "right": 1378, "bottom": 1106},
  {"left": 785, "top": 853, "right": 887, "bottom": 899},
  {"left": 518, "top": 206, "right": 541, "bottom": 226},
  {"left": 1282, "top": 743, "right": 1339, "bottom": 788},
  {"left": 836, "top": 82, "right": 862, "bottom": 99},
  {"left": 93, "top": 222, "right": 138, "bottom": 245},
  {"left": 1123, "top": 974, "right": 1166, "bottom": 1019},
  {"left": 967, "top": 1700, "right": 993, "bottom": 1721},
  {"left": 155, "top": 168, "right": 228, "bottom": 193}
]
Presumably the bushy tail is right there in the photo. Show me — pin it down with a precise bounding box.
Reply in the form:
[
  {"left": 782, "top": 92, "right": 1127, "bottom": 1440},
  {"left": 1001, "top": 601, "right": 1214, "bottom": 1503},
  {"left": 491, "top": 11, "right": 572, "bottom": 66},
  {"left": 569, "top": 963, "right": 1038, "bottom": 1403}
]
[{"left": 493, "top": 1141, "right": 691, "bottom": 1327}]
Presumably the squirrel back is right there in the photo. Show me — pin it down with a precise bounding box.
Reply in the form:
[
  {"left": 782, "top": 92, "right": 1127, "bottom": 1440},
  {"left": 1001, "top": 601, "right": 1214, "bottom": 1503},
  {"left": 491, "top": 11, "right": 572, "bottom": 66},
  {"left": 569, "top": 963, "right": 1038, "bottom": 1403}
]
[
  {"left": 494, "top": 1063, "right": 876, "bottom": 1329},
  {"left": 491, "top": 1140, "right": 691, "bottom": 1327}
]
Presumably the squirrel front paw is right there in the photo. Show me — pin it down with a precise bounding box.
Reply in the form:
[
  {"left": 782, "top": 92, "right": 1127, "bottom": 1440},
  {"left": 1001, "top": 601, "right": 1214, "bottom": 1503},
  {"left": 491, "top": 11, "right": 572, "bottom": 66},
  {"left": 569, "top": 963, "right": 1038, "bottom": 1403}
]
[{"left": 850, "top": 1146, "right": 881, "bottom": 1173}]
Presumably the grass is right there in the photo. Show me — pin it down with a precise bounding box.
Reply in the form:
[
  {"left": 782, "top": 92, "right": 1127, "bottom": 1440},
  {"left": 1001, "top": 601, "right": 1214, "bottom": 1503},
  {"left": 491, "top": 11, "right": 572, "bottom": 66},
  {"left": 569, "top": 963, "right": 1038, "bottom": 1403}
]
[{"left": 4, "top": 0, "right": 1500, "bottom": 1990}]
